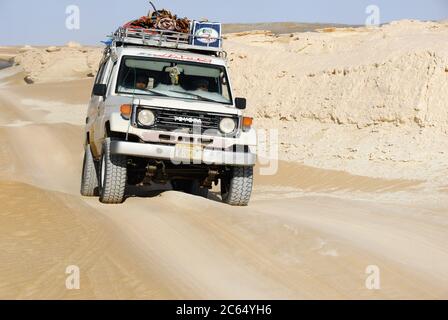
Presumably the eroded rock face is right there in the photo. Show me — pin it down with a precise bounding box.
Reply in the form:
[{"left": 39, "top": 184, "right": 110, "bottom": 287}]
[
  {"left": 14, "top": 46, "right": 102, "bottom": 84},
  {"left": 224, "top": 20, "right": 448, "bottom": 183},
  {"left": 45, "top": 46, "right": 61, "bottom": 53},
  {"left": 227, "top": 24, "right": 448, "bottom": 130},
  {"left": 18, "top": 45, "right": 33, "bottom": 53}
]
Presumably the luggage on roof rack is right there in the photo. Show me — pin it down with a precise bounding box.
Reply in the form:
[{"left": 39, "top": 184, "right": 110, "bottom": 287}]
[
  {"left": 108, "top": 3, "right": 224, "bottom": 55},
  {"left": 111, "top": 23, "right": 223, "bottom": 55}
]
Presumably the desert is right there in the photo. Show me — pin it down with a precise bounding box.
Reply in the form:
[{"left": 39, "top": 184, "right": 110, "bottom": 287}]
[{"left": 1, "top": 20, "right": 448, "bottom": 299}]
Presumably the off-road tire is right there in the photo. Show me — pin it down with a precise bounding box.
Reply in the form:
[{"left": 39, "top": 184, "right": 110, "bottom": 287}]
[
  {"left": 80, "top": 144, "right": 99, "bottom": 197},
  {"left": 99, "top": 138, "right": 127, "bottom": 204},
  {"left": 221, "top": 166, "right": 253, "bottom": 206}
]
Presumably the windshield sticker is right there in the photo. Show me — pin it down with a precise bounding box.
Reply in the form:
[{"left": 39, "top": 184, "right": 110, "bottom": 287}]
[{"left": 145, "top": 52, "right": 213, "bottom": 64}]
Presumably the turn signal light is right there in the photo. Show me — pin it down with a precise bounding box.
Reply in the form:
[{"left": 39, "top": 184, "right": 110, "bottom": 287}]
[
  {"left": 242, "top": 117, "right": 253, "bottom": 130},
  {"left": 120, "top": 104, "right": 132, "bottom": 118}
]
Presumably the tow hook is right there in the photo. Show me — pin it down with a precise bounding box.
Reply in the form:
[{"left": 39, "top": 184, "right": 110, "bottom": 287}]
[{"left": 203, "top": 170, "right": 219, "bottom": 188}]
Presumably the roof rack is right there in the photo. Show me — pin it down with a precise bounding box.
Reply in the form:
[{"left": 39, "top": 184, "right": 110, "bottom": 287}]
[{"left": 111, "top": 27, "right": 223, "bottom": 55}]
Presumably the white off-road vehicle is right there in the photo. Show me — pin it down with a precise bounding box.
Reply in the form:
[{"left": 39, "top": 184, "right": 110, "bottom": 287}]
[{"left": 80, "top": 27, "right": 257, "bottom": 205}]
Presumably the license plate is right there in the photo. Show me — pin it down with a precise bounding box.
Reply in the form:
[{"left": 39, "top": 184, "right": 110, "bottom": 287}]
[{"left": 174, "top": 144, "right": 203, "bottom": 162}]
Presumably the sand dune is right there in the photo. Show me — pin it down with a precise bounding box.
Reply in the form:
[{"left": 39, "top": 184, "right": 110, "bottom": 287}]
[{"left": 1, "top": 21, "right": 448, "bottom": 299}]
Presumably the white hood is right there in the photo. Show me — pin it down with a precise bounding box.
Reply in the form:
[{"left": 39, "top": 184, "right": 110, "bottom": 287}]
[{"left": 107, "top": 94, "right": 240, "bottom": 116}]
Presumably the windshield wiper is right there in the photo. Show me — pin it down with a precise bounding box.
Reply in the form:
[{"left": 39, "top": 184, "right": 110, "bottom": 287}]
[
  {"left": 124, "top": 87, "right": 171, "bottom": 98},
  {"left": 145, "top": 89, "right": 172, "bottom": 97},
  {"left": 168, "top": 90, "right": 219, "bottom": 103}
]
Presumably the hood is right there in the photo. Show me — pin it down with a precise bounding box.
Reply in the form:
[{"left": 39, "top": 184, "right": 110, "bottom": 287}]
[{"left": 106, "top": 94, "right": 240, "bottom": 116}]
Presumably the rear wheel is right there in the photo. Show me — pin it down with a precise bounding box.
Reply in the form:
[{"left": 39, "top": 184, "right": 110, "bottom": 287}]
[
  {"left": 98, "top": 138, "right": 127, "bottom": 204},
  {"left": 80, "top": 144, "right": 99, "bottom": 197},
  {"left": 221, "top": 166, "right": 253, "bottom": 206}
]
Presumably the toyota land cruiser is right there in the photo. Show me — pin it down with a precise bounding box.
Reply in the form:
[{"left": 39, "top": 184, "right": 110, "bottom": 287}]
[{"left": 80, "top": 27, "right": 256, "bottom": 205}]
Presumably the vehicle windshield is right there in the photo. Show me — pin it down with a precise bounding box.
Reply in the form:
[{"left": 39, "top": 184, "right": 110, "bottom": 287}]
[{"left": 116, "top": 56, "right": 232, "bottom": 105}]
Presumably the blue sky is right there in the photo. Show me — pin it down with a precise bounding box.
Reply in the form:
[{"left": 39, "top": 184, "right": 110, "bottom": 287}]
[{"left": 0, "top": 0, "right": 447, "bottom": 45}]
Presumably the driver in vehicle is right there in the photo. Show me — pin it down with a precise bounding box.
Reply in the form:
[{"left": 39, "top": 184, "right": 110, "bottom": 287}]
[
  {"left": 135, "top": 75, "right": 149, "bottom": 90},
  {"left": 117, "top": 59, "right": 230, "bottom": 103},
  {"left": 195, "top": 79, "right": 209, "bottom": 92}
]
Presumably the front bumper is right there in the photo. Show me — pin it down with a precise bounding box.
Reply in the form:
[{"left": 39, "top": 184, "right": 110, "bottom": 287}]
[{"left": 110, "top": 141, "right": 256, "bottom": 166}]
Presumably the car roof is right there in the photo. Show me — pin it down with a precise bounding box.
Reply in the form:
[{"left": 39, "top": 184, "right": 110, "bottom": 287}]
[{"left": 115, "top": 46, "right": 227, "bottom": 67}]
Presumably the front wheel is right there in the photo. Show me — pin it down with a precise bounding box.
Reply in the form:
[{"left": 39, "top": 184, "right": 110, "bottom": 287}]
[
  {"left": 221, "top": 166, "right": 253, "bottom": 206},
  {"left": 98, "top": 138, "right": 127, "bottom": 204},
  {"left": 80, "top": 144, "right": 99, "bottom": 197}
]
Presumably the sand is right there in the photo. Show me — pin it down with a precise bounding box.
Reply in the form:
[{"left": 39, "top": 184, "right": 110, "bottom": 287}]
[{"left": 1, "top": 20, "right": 448, "bottom": 299}]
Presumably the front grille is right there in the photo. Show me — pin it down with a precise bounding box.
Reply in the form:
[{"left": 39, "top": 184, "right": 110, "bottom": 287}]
[{"left": 135, "top": 107, "right": 239, "bottom": 136}]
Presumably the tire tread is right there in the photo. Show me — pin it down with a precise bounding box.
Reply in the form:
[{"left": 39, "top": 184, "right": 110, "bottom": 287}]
[
  {"left": 80, "top": 144, "right": 99, "bottom": 197},
  {"left": 99, "top": 138, "right": 127, "bottom": 204},
  {"left": 222, "top": 166, "right": 253, "bottom": 206}
]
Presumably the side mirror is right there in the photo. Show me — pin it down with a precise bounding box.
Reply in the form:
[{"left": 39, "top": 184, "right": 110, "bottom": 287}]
[
  {"left": 235, "top": 97, "right": 247, "bottom": 110},
  {"left": 93, "top": 84, "right": 107, "bottom": 97}
]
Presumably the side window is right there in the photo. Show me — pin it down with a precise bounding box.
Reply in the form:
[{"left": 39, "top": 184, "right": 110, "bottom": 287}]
[
  {"left": 94, "top": 61, "right": 106, "bottom": 85},
  {"left": 91, "top": 59, "right": 109, "bottom": 97},
  {"left": 102, "top": 59, "right": 114, "bottom": 86},
  {"left": 221, "top": 73, "right": 230, "bottom": 101}
]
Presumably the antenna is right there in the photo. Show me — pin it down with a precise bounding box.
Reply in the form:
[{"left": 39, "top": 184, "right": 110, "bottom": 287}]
[{"left": 148, "top": 1, "right": 158, "bottom": 16}]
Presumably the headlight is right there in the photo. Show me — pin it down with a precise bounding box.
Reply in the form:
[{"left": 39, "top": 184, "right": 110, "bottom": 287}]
[
  {"left": 138, "top": 109, "right": 155, "bottom": 126},
  {"left": 219, "top": 118, "right": 236, "bottom": 134}
]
